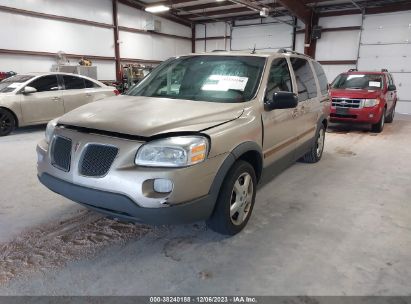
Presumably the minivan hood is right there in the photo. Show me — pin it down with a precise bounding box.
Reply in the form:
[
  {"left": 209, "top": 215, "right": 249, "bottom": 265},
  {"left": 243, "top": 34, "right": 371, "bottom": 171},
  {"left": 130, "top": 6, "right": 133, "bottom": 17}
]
[
  {"left": 331, "top": 89, "right": 381, "bottom": 99},
  {"left": 58, "top": 95, "right": 245, "bottom": 137}
]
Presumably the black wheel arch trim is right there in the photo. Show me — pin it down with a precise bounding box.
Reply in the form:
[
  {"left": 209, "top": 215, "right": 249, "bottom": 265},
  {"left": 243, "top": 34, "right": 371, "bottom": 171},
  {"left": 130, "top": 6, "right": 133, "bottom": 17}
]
[
  {"left": 317, "top": 114, "right": 328, "bottom": 129},
  {"left": 209, "top": 142, "right": 263, "bottom": 202}
]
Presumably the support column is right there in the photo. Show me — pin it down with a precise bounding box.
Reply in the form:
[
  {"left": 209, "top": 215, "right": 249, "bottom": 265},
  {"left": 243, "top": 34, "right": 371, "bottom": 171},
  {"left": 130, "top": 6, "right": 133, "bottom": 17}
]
[
  {"left": 304, "top": 13, "right": 319, "bottom": 58},
  {"left": 112, "top": 0, "right": 121, "bottom": 82},
  {"left": 191, "top": 24, "right": 196, "bottom": 53},
  {"left": 292, "top": 17, "right": 297, "bottom": 51}
]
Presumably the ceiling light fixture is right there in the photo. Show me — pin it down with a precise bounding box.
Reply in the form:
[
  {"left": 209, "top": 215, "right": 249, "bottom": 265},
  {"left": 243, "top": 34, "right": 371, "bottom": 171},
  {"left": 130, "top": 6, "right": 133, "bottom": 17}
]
[{"left": 145, "top": 5, "right": 170, "bottom": 13}]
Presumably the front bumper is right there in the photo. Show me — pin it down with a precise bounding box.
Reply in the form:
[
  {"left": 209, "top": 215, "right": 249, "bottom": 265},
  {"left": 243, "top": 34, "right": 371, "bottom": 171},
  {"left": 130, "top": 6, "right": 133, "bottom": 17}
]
[
  {"left": 38, "top": 173, "right": 214, "bottom": 224},
  {"left": 37, "top": 127, "right": 231, "bottom": 224},
  {"left": 330, "top": 106, "right": 382, "bottom": 124}
]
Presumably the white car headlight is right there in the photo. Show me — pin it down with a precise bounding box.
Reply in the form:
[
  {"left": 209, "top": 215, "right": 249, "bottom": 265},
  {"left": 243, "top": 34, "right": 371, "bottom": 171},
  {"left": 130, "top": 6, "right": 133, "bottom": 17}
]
[
  {"left": 135, "top": 136, "right": 209, "bottom": 167},
  {"left": 363, "top": 99, "right": 379, "bottom": 108},
  {"left": 45, "top": 118, "right": 59, "bottom": 143}
]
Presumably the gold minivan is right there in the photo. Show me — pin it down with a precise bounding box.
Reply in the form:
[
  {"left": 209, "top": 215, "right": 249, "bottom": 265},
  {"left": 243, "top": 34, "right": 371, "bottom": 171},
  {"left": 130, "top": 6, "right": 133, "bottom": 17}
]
[
  {"left": 0, "top": 72, "right": 118, "bottom": 136},
  {"left": 37, "top": 50, "right": 331, "bottom": 235}
]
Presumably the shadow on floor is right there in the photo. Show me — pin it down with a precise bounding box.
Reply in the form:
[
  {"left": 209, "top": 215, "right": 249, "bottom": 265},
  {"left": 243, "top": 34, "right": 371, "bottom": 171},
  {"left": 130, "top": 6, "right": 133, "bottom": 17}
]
[{"left": 6, "top": 124, "right": 46, "bottom": 137}]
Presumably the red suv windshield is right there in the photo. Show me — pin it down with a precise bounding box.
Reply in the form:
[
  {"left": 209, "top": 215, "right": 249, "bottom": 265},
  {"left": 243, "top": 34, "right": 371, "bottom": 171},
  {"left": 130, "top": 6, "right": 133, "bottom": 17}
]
[{"left": 332, "top": 74, "right": 383, "bottom": 90}]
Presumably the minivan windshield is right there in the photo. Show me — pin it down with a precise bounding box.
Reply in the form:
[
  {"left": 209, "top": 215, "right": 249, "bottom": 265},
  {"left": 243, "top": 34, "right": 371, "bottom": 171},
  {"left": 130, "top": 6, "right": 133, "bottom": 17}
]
[
  {"left": 0, "top": 75, "right": 34, "bottom": 93},
  {"left": 332, "top": 74, "right": 383, "bottom": 90},
  {"left": 127, "top": 56, "right": 266, "bottom": 103}
]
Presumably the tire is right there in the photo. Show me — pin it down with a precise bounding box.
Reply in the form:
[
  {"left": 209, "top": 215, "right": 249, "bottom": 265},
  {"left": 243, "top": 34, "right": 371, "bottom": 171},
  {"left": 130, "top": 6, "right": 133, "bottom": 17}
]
[
  {"left": 206, "top": 160, "right": 257, "bottom": 235},
  {"left": 371, "top": 108, "right": 386, "bottom": 133},
  {"left": 301, "top": 124, "right": 326, "bottom": 164},
  {"left": 385, "top": 105, "right": 395, "bottom": 123},
  {"left": 0, "top": 108, "right": 16, "bottom": 136}
]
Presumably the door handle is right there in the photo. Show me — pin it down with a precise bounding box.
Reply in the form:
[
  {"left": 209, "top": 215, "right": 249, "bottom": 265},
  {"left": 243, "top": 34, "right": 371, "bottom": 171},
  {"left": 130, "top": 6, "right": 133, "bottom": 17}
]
[
  {"left": 292, "top": 109, "right": 299, "bottom": 118},
  {"left": 52, "top": 97, "right": 61, "bottom": 101},
  {"left": 86, "top": 93, "right": 92, "bottom": 97}
]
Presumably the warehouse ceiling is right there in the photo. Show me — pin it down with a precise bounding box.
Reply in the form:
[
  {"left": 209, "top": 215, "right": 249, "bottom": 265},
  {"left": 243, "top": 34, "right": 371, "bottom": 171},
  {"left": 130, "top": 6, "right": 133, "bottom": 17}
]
[{"left": 129, "top": 0, "right": 411, "bottom": 24}]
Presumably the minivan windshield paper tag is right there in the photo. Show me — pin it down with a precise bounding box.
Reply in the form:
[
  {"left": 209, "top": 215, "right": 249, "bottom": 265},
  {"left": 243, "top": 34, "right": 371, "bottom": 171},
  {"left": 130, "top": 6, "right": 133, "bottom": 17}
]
[{"left": 202, "top": 75, "right": 249, "bottom": 92}]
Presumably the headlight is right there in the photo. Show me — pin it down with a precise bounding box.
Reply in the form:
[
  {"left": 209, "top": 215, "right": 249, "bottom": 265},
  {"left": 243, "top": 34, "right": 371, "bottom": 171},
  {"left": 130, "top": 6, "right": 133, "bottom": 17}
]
[
  {"left": 45, "top": 118, "right": 58, "bottom": 143},
  {"left": 363, "top": 99, "right": 379, "bottom": 108},
  {"left": 135, "top": 136, "right": 209, "bottom": 167}
]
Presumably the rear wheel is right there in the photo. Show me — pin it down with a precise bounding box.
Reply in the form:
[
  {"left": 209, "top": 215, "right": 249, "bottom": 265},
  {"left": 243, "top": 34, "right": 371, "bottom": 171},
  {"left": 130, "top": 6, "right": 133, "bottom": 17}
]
[
  {"left": 206, "top": 160, "right": 257, "bottom": 235},
  {"left": 0, "top": 108, "right": 16, "bottom": 136},
  {"left": 385, "top": 105, "right": 395, "bottom": 123},
  {"left": 301, "top": 124, "right": 325, "bottom": 163},
  {"left": 371, "top": 108, "right": 386, "bottom": 133}
]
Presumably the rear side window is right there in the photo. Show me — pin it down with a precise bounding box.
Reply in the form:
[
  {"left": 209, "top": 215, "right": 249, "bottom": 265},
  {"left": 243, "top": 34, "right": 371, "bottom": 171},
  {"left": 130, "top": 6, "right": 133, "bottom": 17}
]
[
  {"left": 29, "top": 75, "right": 59, "bottom": 92},
  {"left": 63, "top": 75, "right": 85, "bottom": 90},
  {"left": 84, "top": 79, "right": 100, "bottom": 88},
  {"left": 387, "top": 74, "right": 394, "bottom": 86},
  {"left": 312, "top": 61, "right": 328, "bottom": 95},
  {"left": 266, "top": 58, "right": 293, "bottom": 99},
  {"left": 290, "top": 58, "right": 318, "bottom": 102}
]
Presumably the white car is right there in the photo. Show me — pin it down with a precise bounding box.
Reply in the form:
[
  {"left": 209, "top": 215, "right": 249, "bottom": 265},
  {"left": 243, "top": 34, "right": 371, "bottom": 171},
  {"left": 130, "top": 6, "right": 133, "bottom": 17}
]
[{"left": 0, "top": 72, "right": 119, "bottom": 136}]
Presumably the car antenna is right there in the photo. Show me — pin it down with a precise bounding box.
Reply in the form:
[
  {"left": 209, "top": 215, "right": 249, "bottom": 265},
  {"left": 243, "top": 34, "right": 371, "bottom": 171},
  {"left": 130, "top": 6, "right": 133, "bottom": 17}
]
[{"left": 251, "top": 44, "right": 256, "bottom": 54}]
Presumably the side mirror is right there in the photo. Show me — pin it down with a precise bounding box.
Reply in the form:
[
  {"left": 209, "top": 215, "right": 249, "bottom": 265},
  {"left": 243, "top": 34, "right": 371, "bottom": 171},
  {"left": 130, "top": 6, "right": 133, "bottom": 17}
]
[
  {"left": 265, "top": 91, "right": 298, "bottom": 111},
  {"left": 388, "top": 84, "right": 396, "bottom": 91},
  {"left": 23, "top": 86, "right": 37, "bottom": 94}
]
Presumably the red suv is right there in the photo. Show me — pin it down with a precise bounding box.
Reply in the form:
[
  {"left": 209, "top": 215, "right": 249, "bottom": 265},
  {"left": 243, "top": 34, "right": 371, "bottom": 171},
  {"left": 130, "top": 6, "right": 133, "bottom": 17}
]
[{"left": 330, "top": 69, "right": 397, "bottom": 132}]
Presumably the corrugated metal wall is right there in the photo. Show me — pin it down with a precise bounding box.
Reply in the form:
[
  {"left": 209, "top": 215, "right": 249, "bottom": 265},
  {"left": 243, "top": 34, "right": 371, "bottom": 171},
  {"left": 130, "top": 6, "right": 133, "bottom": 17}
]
[
  {"left": 196, "top": 10, "right": 411, "bottom": 114},
  {"left": 0, "top": 0, "right": 191, "bottom": 80},
  {"left": 358, "top": 11, "right": 411, "bottom": 114}
]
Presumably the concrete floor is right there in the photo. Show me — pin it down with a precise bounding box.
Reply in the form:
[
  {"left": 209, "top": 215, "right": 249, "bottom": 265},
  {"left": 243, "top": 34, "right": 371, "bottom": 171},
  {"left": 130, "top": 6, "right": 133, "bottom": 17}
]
[{"left": 1, "top": 116, "right": 411, "bottom": 295}]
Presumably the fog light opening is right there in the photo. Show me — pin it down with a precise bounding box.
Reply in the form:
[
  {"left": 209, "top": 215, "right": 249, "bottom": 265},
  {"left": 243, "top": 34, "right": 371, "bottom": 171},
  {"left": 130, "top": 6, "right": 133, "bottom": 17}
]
[{"left": 153, "top": 179, "right": 173, "bottom": 193}]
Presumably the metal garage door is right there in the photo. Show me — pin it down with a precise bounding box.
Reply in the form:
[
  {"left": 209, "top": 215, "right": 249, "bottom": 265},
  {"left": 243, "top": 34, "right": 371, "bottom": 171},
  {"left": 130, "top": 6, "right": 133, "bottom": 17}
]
[
  {"left": 231, "top": 21, "right": 293, "bottom": 52},
  {"left": 358, "top": 11, "right": 411, "bottom": 114}
]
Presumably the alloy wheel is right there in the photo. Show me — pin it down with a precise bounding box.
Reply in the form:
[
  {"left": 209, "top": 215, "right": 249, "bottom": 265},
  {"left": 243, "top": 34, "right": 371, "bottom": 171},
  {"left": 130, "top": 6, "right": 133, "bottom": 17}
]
[
  {"left": 0, "top": 112, "right": 13, "bottom": 136},
  {"left": 230, "top": 172, "right": 254, "bottom": 226},
  {"left": 316, "top": 128, "right": 325, "bottom": 158}
]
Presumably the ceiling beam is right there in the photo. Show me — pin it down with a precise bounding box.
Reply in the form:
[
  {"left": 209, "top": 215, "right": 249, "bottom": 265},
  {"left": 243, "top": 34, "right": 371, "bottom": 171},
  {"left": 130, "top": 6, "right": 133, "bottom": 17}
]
[
  {"left": 193, "top": 10, "right": 290, "bottom": 23},
  {"left": 227, "top": 0, "right": 265, "bottom": 11},
  {"left": 276, "top": 0, "right": 312, "bottom": 23},
  {"left": 177, "top": 1, "right": 235, "bottom": 11},
  {"left": 151, "top": 0, "right": 200, "bottom": 6},
  {"left": 181, "top": 7, "right": 257, "bottom": 19},
  {"left": 319, "top": 2, "right": 411, "bottom": 17}
]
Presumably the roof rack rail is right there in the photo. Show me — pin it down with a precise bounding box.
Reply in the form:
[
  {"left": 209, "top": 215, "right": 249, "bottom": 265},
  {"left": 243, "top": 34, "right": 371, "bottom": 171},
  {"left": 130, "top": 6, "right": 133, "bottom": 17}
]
[
  {"left": 211, "top": 50, "right": 227, "bottom": 52},
  {"left": 348, "top": 68, "right": 358, "bottom": 72},
  {"left": 381, "top": 68, "right": 388, "bottom": 72},
  {"left": 277, "top": 48, "right": 311, "bottom": 58}
]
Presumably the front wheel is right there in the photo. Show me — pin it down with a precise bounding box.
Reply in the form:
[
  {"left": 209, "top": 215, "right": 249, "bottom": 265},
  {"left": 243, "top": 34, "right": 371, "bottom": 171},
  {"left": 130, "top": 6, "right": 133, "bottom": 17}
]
[
  {"left": 301, "top": 124, "right": 325, "bottom": 163},
  {"left": 385, "top": 105, "right": 395, "bottom": 123},
  {"left": 371, "top": 108, "right": 386, "bottom": 133},
  {"left": 0, "top": 108, "right": 16, "bottom": 136},
  {"left": 206, "top": 160, "right": 257, "bottom": 235}
]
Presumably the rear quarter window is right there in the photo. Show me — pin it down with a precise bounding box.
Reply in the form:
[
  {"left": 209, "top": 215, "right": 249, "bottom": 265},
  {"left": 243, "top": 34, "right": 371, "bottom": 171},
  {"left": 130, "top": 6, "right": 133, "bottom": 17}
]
[
  {"left": 290, "top": 57, "right": 318, "bottom": 102},
  {"left": 312, "top": 61, "right": 329, "bottom": 95},
  {"left": 84, "top": 79, "right": 100, "bottom": 88}
]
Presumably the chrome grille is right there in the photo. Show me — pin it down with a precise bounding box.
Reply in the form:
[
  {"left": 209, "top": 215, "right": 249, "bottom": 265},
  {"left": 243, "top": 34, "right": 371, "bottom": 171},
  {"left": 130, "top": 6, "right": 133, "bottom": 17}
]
[
  {"left": 79, "top": 144, "right": 118, "bottom": 177},
  {"left": 332, "top": 98, "right": 362, "bottom": 109},
  {"left": 51, "top": 136, "right": 72, "bottom": 172}
]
